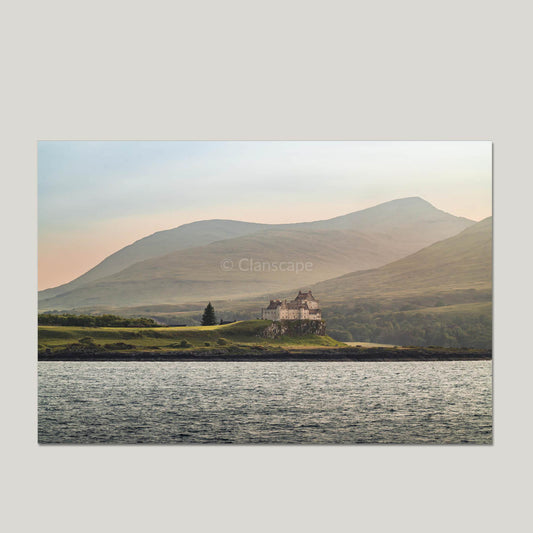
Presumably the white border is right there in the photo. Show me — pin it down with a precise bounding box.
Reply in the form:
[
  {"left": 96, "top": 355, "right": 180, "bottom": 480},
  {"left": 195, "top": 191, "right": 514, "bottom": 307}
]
[{"left": 2, "top": 1, "right": 532, "bottom": 531}]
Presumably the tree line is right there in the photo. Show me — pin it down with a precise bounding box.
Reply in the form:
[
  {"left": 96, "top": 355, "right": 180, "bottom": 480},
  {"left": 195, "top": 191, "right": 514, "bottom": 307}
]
[
  {"left": 325, "top": 302, "right": 492, "bottom": 349},
  {"left": 38, "top": 314, "right": 160, "bottom": 327},
  {"left": 39, "top": 304, "right": 221, "bottom": 329}
]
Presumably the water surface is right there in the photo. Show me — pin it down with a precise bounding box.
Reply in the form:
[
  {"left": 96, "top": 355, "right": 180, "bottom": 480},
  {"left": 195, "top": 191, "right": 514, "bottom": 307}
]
[{"left": 38, "top": 361, "right": 492, "bottom": 444}]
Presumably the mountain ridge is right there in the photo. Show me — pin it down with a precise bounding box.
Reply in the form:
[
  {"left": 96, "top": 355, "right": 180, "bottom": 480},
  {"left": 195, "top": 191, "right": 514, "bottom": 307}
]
[
  {"left": 39, "top": 197, "right": 475, "bottom": 310},
  {"left": 311, "top": 216, "right": 492, "bottom": 302}
]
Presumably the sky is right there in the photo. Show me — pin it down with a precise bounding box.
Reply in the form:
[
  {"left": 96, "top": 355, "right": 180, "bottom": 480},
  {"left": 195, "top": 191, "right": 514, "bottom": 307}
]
[{"left": 38, "top": 141, "right": 492, "bottom": 290}]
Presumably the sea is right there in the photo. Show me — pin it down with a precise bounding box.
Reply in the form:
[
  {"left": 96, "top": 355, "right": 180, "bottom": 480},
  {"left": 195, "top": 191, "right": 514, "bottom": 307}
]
[{"left": 38, "top": 361, "right": 492, "bottom": 444}]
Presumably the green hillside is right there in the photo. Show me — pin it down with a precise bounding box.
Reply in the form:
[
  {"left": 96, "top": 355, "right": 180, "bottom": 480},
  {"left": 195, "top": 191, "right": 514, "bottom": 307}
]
[
  {"left": 312, "top": 217, "right": 492, "bottom": 302},
  {"left": 313, "top": 217, "right": 492, "bottom": 348}
]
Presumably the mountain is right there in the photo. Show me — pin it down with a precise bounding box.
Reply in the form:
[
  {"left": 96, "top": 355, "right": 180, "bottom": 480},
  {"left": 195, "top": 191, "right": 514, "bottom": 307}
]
[
  {"left": 304, "top": 217, "right": 493, "bottom": 348},
  {"left": 39, "top": 219, "right": 270, "bottom": 300},
  {"left": 38, "top": 197, "right": 474, "bottom": 310},
  {"left": 296, "top": 196, "right": 473, "bottom": 239},
  {"left": 311, "top": 216, "right": 492, "bottom": 303}
]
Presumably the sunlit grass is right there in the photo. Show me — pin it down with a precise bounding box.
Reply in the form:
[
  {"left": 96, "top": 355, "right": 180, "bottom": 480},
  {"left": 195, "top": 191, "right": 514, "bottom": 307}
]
[{"left": 38, "top": 320, "right": 345, "bottom": 352}]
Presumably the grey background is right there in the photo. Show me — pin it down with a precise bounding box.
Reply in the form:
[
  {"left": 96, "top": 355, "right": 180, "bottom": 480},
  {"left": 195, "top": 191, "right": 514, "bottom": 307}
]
[{"left": 1, "top": 0, "right": 531, "bottom": 532}]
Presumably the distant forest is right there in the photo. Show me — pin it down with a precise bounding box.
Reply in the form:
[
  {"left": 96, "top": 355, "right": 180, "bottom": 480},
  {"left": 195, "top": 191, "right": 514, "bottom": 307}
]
[
  {"left": 38, "top": 314, "right": 160, "bottom": 328},
  {"left": 324, "top": 302, "right": 492, "bottom": 349}
]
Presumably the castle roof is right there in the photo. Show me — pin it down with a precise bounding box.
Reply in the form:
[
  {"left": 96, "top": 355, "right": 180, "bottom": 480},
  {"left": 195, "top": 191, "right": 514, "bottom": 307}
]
[
  {"left": 266, "top": 299, "right": 282, "bottom": 310},
  {"left": 295, "top": 290, "right": 317, "bottom": 302},
  {"left": 264, "top": 291, "right": 320, "bottom": 311}
]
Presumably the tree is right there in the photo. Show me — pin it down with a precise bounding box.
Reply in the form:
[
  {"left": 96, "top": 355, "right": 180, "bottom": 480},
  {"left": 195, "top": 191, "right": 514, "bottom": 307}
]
[{"left": 201, "top": 302, "right": 217, "bottom": 326}]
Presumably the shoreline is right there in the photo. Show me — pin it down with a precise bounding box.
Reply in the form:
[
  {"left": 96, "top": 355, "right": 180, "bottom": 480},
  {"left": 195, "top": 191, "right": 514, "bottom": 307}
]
[{"left": 38, "top": 347, "right": 492, "bottom": 362}]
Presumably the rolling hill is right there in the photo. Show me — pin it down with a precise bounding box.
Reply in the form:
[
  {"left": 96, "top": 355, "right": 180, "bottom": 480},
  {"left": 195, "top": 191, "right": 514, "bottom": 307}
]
[
  {"left": 39, "top": 219, "right": 270, "bottom": 300},
  {"left": 38, "top": 197, "right": 474, "bottom": 310},
  {"left": 311, "top": 216, "right": 492, "bottom": 302}
]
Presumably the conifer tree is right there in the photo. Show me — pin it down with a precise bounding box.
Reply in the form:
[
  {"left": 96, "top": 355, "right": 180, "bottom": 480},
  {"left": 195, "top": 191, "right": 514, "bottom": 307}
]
[{"left": 201, "top": 302, "right": 217, "bottom": 326}]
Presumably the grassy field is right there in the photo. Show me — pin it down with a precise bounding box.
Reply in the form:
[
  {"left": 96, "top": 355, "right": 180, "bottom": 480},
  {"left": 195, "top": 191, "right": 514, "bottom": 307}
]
[{"left": 38, "top": 320, "right": 344, "bottom": 352}]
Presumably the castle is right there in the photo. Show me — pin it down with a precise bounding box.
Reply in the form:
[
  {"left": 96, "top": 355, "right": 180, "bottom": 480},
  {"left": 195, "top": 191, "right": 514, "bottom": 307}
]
[{"left": 261, "top": 290, "right": 322, "bottom": 321}]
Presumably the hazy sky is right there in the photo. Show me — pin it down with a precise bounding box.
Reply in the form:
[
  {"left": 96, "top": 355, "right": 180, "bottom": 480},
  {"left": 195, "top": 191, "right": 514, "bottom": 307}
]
[{"left": 38, "top": 141, "right": 492, "bottom": 290}]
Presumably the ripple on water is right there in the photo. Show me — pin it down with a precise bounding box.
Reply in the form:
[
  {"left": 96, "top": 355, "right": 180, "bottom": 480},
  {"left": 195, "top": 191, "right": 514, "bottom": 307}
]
[{"left": 38, "top": 361, "right": 492, "bottom": 444}]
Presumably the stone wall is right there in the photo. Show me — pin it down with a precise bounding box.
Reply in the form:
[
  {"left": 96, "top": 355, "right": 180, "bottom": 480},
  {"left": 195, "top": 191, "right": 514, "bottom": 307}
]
[{"left": 260, "top": 320, "right": 327, "bottom": 339}]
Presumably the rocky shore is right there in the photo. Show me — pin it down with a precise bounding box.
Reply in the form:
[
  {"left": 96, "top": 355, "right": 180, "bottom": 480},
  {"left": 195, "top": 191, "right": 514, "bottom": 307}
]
[{"left": 39, "top": 346, "right": 492, "bottom": 362}]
